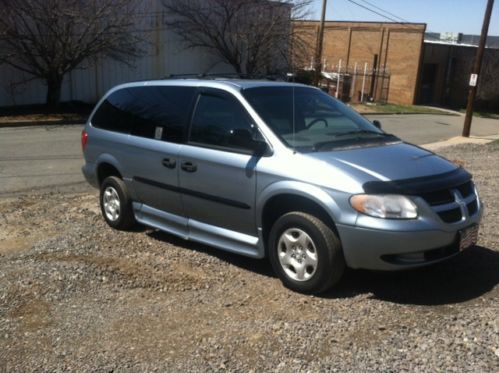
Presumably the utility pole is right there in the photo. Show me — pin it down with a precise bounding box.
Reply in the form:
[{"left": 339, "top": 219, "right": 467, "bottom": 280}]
[
  {"left": 313, "top": 0, "right": 328, "bottom": 86},
  {"left": 462, "top": 0, "right": 495, "bottom": 137}
]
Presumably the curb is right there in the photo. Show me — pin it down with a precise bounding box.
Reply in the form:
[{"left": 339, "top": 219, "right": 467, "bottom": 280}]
[
  {"left": 422, "top": 135, "right": 499, "bottom": 151},
  {"left": 419, "top": 106, "right": 464, "bottom": 116},
  {"left": 360, "top": 111, "right": 458, "bottom": 116}
]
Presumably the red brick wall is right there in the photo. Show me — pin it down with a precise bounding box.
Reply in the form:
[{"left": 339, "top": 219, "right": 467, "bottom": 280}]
[{"left": 292, "top": 21, "right": 426, "bottom": 105}]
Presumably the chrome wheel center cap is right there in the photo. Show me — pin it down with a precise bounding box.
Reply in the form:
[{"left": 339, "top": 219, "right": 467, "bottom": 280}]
[{"left": 277, "top": 228, "right": 318, "bottom": 282}]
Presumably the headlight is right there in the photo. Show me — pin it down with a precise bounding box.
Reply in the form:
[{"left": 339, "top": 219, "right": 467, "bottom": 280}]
[{"left": 350, "top": 194, "right": 418, "bottom": 219}]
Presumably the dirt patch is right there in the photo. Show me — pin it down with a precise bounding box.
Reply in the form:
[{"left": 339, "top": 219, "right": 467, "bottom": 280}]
[
  {"left": 0, "top": 103, "right": 92, "bottom": 126},
  {"left": 8, "top": 300, "right": 53, "bottom": 330},
  {"left": 0, "top": 238, "right": 36, "bottom": 255},
  {"left": 35, "top": 252, "right": 207, "bottom": 292},
  {"left": 0, "top": 113, "right": 83, "bottom": 124}
]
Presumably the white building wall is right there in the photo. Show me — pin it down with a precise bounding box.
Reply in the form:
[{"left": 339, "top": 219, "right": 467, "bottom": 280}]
[{"left": 0, "top": 0, "right": 233, "bottom": 107}]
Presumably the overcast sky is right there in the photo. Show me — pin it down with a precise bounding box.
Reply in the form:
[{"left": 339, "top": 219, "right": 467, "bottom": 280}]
[{"left": 309, "top": 0, "right": 499, "bottom": 36}]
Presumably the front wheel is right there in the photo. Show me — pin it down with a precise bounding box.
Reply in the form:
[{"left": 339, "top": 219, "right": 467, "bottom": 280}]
[{"left": 268, "top": 212, "right": 345, "bottom": 294}]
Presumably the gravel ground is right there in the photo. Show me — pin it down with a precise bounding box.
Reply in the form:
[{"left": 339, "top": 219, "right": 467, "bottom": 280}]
[{"left": 0, "top": 142, "right": 498, "bottom": 371}]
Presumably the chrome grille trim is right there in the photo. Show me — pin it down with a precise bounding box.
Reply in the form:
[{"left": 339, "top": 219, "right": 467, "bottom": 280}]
[{"left": 419, "top": 181, "right": 478, "bottom": 224}]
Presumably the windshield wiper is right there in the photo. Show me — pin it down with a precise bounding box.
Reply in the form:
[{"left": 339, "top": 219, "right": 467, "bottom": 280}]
[
  {"left": 334, "top": 130, "right": 391, "bottom": 137},
  {"left": 313, "top": 131, "right": 398, "bottom": 151}
]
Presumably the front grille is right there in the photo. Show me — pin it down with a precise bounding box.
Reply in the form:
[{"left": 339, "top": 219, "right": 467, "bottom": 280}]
[
  {"left": 467, "top": 200, "right": 478, "bottom": 216},
  {"left": 424, "top": 241, "right": 460, "bottom": 261},
  {"left": 438, "top": 208, "right": 462, "bottom": 223},
  {"left": 457, "top": 181, "right": 474, "bottom": 198},
  {"left": 419, "top": 181, "right": 478, "bottom": 224},
  {"left": 381, "top": 240, "right": 459, "bottom": 264},
  {"left": 420, "top": 189, "right": 454, "bottom": 206}
]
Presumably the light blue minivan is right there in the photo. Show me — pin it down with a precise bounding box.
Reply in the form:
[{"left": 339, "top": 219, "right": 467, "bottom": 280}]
[{"left": 82, "top": 79, "right": 482, "bottom": 293}]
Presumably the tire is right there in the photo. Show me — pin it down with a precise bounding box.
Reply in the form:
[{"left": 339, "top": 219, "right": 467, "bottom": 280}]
[
  {"left": 99, "top": 176, "right": 136, "bottom": 230},
  {"left": 268, "top": 212, "right": 345, "bottom": 294}
]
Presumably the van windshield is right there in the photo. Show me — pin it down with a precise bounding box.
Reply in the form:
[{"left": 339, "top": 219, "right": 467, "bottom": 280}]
[{"left": 242, "top": 86, "right": 398, "bottom": 152}]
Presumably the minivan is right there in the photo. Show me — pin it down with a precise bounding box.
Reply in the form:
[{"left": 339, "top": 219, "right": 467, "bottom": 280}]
[{"left": 81, "top": 79, "right": 482, "bottom": 294}]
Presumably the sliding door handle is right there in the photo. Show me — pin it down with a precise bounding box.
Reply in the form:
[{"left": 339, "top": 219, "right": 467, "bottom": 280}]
[
  {"left": 162, "top": 158, "right": 176, "bottom": 169},
  {"left": 181, "top": 161, "right": 197, "bottom": 172}
]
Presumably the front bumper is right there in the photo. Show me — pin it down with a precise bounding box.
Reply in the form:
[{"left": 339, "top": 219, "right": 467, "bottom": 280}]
[
  {"left": 337, "top": 208, "right": 482, "bottom": 270},
  {"left": 339, "top": 225, "right": 456, "bottom": 270}
]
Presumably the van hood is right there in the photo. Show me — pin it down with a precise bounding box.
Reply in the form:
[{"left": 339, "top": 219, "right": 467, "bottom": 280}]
[{"left": 306, "top": 142, "right": 458, "bottom": 185}]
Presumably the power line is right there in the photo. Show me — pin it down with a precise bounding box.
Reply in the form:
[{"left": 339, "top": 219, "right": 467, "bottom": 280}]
[
  {"left": 344, "top": 0, "right": 403, "bottom": 23},
  {"left": 344, "top": 0, "right": 441, "bottom": 41},
  {"left": 356, "top": 0, "right": 409, "bottom": 23}
]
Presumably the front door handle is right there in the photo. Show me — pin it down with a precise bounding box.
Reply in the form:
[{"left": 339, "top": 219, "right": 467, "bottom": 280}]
[
  {"left": 162, "top": 158, "right": 176, "bottom": 169},
  {"left": 181, "top": 161, "right": 197, "bottom": 172}
]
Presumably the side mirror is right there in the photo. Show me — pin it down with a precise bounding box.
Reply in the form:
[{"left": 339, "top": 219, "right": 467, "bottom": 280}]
[
  {"left": 229, "top": 128, "right": 271, "bottom": 155},
  {"left": 372, "top": 120, "right": 382, "bottom": 129},
  {"left": 253, "top": 139, "right": 271, "bottom": 156}
]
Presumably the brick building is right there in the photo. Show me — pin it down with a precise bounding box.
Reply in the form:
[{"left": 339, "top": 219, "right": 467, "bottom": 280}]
[
  {"left": 420, "top": 40, "right": 499, "bottom": 110},
  {"left": 293, "top": 21, "right": 426, "bottom": 105}
]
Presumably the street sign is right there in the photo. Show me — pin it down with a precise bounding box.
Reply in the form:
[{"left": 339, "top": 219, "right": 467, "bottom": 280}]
[{"left": 469, "top": 74, "right": 478, "bottom": 87}]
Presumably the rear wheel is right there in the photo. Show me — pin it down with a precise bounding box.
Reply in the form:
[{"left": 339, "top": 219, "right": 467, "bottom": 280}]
[
  {"left": 100, "top": 176, "right": 136, "bottom": 230},
  {"left": 268, "top": 212, "right": 345, "bottom": 294}
]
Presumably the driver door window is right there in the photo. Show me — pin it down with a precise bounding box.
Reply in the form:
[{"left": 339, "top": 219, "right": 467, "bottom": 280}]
[{"left": 189, "top": 93, "right": 257, "bottom": 152}]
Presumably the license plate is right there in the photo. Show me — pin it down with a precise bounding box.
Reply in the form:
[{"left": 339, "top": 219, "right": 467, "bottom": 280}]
[{"left": 459, "top": 225, "right": 479, "bottom": 251}]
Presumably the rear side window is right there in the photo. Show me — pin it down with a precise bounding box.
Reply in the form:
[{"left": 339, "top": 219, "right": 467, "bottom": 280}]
[
  {"left": 91, "top": 89, "right": 134, "bottom": 134},
  {"left": 91, "top": 86, "right": 196, "bottom": 143}
]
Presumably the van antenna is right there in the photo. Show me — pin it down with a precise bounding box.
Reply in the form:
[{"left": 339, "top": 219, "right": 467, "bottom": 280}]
[{"left": 292, "top": 86, "right": 296, "bottom": 153}]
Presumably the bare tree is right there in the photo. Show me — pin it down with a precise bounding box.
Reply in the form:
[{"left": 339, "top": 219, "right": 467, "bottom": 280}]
[
  {"left": 162, "top": 0, "right": 312, "bottom": 76},
  {"left": 0, "top": 0, "right": 144, "bottom": 107}
]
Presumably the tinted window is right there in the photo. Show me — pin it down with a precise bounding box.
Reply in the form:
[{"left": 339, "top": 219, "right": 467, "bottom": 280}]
[
  {"left": 243, "top": 87, "right": 388, "bottom": 152},
  {"left": 92, "top": 86, "right": 196, "bottom": 143},
  {"left": 190, "top": 93, "right": 256, "bottom": 151},
  {"left": 128, "top": 86, "right": 195, "bottom": 142},
  {"left": 91, "top": 89, "right": 134, "bottom": 134}
]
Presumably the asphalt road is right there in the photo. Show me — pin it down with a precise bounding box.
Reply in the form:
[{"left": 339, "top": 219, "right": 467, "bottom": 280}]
[
  {"left": 0, "top": 125, "right": 89, "bottom": 196},
  {"left": 366, "top": 113, "right": 499, "bottom": 145},
  {"left": 0, "top": 114, "right": 498, "bottom": 195}
]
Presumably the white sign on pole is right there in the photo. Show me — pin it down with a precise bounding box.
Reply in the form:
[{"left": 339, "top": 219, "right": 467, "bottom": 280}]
[{"left": 469, "top": 74, "right": 478, "bottom": 87}]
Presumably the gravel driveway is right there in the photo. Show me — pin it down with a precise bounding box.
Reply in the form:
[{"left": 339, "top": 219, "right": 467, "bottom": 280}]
[{"left": 1, "top": 143, "right": 498, "bottom": 371}]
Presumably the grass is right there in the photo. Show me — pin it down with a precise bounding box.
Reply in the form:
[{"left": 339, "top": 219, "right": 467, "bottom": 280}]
[
  {"left": 352, "top": 103, "right": 456, "bottom": 115},
  {"left": 488, "top": 139, "right": 499, "bottom": 148},
  {"left": 458, "top": 109, "right": 499, "bottom": 120}
]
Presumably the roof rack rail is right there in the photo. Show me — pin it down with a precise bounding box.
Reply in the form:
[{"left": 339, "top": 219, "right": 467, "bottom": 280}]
[{"left": 163, "top": 72, "right": 289, "bottom": 81}]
